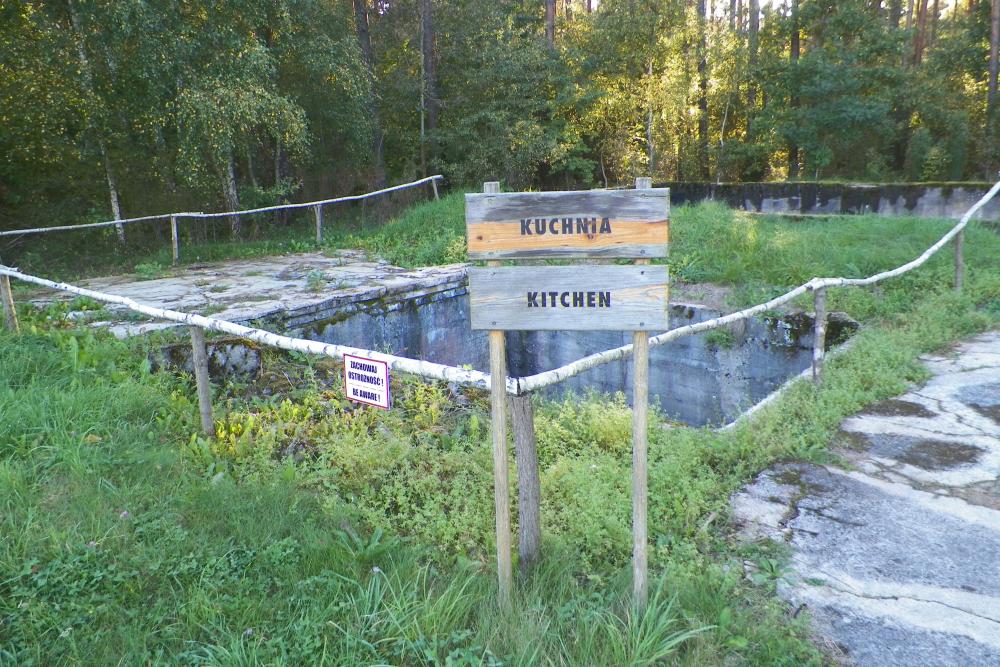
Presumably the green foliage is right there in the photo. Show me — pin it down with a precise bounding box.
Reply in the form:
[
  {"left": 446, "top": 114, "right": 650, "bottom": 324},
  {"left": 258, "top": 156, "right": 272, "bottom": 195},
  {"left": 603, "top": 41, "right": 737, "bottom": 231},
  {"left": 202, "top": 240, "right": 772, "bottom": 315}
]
[
  {"left": 5, "top": 207, "right": 1000, "bottom": 662},
  {"left": 349, "top": 192, "right": 468, "bottom": 267},
  {"left": 4, "top": 0, "right": 1000, "bottom": 253}
]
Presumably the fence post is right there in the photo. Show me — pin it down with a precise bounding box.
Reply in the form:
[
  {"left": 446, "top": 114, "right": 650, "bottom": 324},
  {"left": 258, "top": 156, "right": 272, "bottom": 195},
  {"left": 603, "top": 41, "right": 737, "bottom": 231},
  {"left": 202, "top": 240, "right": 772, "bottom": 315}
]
[
  {"left": 812, "top": 286, "right": 828, "bottom": 384},
  {"left": 954, "top": 229, "right": 964, "bottom": 293},
  {"left": 431, "top": 177, "right": 440, "bottom": 201},
  {"left": 314, "top": 205, "right": 324, "bottom": 244},
  {"left": 483, "top": 181, "right": 512, "bottom": 606},
  {"left": 171, "top": 216, "right": 180, "bottom": 266},
  {"left": 1, "top": 272, "right": 18, "bottom": 334},
  {"left": 189, "top": 326, "right": 214, "bottom": 436},
  {"left": 509, "top": 392, "right": 540, "bottom": 576},
  {"left": 632, "top": 176, "right": 653, "bottom": 610}
]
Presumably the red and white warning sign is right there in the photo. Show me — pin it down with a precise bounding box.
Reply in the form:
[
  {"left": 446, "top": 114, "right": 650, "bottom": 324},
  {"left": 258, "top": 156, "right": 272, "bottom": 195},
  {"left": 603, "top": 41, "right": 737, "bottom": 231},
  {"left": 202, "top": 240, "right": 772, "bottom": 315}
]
[{"left": 343, "top": 354, "right": 391, "bottom": 409}]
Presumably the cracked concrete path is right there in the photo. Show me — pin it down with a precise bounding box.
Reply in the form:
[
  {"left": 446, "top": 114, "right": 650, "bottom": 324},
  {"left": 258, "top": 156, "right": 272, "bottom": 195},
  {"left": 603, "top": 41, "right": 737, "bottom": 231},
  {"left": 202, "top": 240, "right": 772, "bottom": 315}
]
[{"left": 732, "top": 330, "right": 1000, "bottom": 666}]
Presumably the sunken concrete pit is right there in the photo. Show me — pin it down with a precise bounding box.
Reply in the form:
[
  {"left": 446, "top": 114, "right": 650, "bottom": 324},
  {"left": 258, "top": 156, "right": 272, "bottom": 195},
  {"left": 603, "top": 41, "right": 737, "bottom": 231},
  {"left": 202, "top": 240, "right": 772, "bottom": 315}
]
[
  {"left": 300, "top": 276, "right": 856, "bottom": 427},
  {"left": 29, "top": 252, "right": 856, "bottom": 427}
]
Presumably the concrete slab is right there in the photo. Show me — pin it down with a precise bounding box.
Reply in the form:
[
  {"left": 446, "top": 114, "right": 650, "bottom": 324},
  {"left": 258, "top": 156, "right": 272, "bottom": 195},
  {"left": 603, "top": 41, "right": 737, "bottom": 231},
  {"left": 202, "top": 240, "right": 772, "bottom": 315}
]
[
  {"left": 25, "top": 251, "right": 468, "bottom": 337},
  {"left": 732, "top": 331, "right": 1000, "bottom": 666}
]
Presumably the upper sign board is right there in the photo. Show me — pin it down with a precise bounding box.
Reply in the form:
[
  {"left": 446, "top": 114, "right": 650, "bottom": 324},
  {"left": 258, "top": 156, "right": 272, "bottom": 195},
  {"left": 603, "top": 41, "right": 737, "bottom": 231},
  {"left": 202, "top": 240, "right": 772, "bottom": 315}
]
[{"left": 465, "top": 189, "right": 669, "bottom": 260}]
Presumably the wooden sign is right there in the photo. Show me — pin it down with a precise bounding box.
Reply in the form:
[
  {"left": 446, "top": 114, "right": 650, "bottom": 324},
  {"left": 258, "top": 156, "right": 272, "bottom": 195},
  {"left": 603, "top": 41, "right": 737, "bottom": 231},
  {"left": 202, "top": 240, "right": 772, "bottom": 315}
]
[
  {"left": 466, "top": 189, "right": 669, "bottom": 260},
  {"left": 344, "top": 354, "right": 391, "bottom": 409},
  {"left": 469, "top": 265, "right": 668, "bottom": 331}
]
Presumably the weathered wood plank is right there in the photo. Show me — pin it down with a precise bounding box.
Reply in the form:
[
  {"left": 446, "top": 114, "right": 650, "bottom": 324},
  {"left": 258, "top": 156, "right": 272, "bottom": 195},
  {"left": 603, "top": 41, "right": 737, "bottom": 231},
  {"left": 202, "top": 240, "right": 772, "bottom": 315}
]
[
  {"left": 1, "top": 273, "right": 18, "bottom": 333},
  {"left": 812, "top": 287, "right": 828, "bottom": 384},
  {"left": 632, "top": 326, "right": 649, "bottom": 608},
  {"left": 190, "top": 326, "right": 215, "bottom": 436},
  {"left": 469, "top": 265, "right": 669, "bottom": 331},
  {"left": 954, "top": 228, "right": 964, "bottom": 292},
  {"left": 483, "top": 181, "right": 512, "bottom": 607},
  {"left": 466, "top": 189, "right": 669, "bottom": 259},
  {"left": 509, "top": 393, "right": 540, "bottom": 576},
  {"left": 170, "top": 216, "right": 180, "bottom": 265}
]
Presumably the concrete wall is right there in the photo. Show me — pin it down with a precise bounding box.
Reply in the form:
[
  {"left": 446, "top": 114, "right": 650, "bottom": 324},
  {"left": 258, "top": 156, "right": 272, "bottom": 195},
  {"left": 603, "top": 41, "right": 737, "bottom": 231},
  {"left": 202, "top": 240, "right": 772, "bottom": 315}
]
[
  {"left": 303, "top": 285, "right": 855, "bottom": 427},
  {"left": 663, "top": 182, "right": 1000, "bottom": 221}
]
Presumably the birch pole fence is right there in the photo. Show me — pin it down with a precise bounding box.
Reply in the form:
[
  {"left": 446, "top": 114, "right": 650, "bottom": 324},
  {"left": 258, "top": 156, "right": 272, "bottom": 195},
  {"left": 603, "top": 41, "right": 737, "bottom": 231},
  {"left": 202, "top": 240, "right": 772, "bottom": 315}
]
[
  {"left": 3, "top": 176, "right": 997, "bottom": 402},
  {"left": 1, "top": 175, "right": 445, "bottom": 269},
  {"left": 512, "top": 178, "right": 1000, "bottom": 396},
  {"left": 0, "top": 265, "right": 496, "bottom": 391}
]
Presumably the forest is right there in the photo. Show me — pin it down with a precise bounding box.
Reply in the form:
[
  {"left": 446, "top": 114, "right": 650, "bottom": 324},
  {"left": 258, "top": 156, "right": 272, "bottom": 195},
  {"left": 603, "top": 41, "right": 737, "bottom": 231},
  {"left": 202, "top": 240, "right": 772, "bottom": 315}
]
[{"left": 2, "top": 0, "right": 999, "bottom": 230}]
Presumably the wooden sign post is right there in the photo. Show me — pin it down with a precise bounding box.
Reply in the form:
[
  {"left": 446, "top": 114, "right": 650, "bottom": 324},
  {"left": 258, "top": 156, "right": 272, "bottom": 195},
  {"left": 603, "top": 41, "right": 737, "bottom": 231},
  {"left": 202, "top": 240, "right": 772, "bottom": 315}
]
[{"left": 467, "top": 179, "right": 669, "bottom": 608}]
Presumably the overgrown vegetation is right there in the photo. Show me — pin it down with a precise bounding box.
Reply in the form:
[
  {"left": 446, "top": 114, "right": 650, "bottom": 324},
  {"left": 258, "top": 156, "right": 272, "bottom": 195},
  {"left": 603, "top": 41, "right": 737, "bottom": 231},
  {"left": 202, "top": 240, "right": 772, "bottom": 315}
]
[{"left": 3, "top": 206, "right": 999, "bottom": 663}]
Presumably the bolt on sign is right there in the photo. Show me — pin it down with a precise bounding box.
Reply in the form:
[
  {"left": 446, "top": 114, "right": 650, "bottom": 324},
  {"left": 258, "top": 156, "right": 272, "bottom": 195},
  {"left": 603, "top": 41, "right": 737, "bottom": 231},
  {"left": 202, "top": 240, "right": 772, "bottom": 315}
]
[
  {"left": 343, "top": 354, "right": 390, "bottom": 409},
  {"left": 466, "top": 182, "right": 669, "bottom": 609}
]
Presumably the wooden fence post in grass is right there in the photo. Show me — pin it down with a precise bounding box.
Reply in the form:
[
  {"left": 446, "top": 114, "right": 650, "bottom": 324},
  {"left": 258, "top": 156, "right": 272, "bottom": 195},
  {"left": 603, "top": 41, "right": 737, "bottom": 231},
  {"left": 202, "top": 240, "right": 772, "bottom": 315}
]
[
  {"left": 170, "top": 216, "right": 180, "bottom": 266},
  {"left": 314, "top": 205, "right": 324, "bottom": 244},
  {"left": 190, "top": 326, "right": 215, "bottom": 436},
  {"left": 509, "top": 392, "right": 540, "bottom": 576},
  {"left": 812, "top": 286, "right": 828, "bottom": 384},
  {"left": 1, "top": 272, "right": 18, "bottom": 333},
  {"left": 954, "top": 228, "right": 964, "bottom": 293},
  {"left": 632, "top": 176, "right": 653, "bottom": 610},
  {"left": 483, "top": 180, "right": 512, "bottom": 605}
]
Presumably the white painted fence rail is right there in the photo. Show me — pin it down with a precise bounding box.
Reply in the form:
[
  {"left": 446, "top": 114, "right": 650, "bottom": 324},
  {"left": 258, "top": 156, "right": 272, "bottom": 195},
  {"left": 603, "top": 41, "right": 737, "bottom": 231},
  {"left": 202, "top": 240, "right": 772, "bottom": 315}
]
[
  {"left": 511, "top": 177, "right": 1000, "bottom": 395},
  {"left": 0, "top": 265, "right": 498, "bottom": 392},
  {"left": 1, "top": 177, "right": 997, "bottom": 398},
  {"left": 0, "top": 175, "right": 444, "bottom": 237}
]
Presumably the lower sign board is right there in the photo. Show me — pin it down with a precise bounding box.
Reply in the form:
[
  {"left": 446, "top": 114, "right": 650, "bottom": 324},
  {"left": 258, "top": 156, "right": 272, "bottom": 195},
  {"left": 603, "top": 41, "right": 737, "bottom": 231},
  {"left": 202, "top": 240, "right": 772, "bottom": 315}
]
[
  {"left": 469, "top": 265, "right": 668, "bottom": 331},
  {"left": 344, "top": 354, "right": 391, "bottom": 409}
]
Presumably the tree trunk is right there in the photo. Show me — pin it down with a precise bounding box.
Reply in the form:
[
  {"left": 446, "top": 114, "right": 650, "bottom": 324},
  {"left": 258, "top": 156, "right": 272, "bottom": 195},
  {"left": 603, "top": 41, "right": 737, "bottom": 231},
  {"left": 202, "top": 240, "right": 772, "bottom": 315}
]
[
  {"left": 353, "top": 0, "right": 387, "bottom": 189},
  {"left": 697, "top": 0, "right": 710, "bottom": 180},
  {"left": 889, "top": 0, "right": 902, "bottom": 27},
  {"left": 989, "top": 0, "right": 1000, "bottom": 117},
  {"left": 930, "top": 0, "right": 940, "bottom": 44},
  {"left": 747, "top": 0, "right": 759, "bottom": 110},
  {"left": 101, "top": 148, "right": 125, "bottom": 243},
  {"left": 788, "top": 0, "right": 800, "bottom": 179},
  {"left": 420, "top": 0, "right": 438, "bottom": 173},
  {"left": 586, "top": 0, "right": 592, "bottom": 12},
  {"left": 68, "top": 1, "right": 125, "bottom": 243},
  {"left": 545, "top": 0, "right": 556, "bottom": 48},
  {"left": 647, "top": 59, "right": 656, "bottom": 174},
  {"left": 913, "top": 0, "right": 929, "bottom": 65},
  {"left": 222, "top": 152, "right": 241, "bottom": 237}
]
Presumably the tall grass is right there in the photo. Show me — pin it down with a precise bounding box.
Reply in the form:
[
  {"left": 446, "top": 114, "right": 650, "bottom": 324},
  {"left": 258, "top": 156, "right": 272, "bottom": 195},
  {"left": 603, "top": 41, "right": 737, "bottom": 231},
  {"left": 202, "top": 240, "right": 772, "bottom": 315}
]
[{"left": 3, "top": 201, "right": 999, "bottom": 663}]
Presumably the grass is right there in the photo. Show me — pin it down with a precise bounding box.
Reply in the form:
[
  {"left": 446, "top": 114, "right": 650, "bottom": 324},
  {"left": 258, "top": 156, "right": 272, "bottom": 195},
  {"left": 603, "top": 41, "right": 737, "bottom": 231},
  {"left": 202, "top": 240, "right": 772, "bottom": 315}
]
[
  {"left": 1, "top": 318, "right": 812, "bottom": 665},
  {"left": 3, "top": 198, "right": 1000, "bottom": 663}
]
